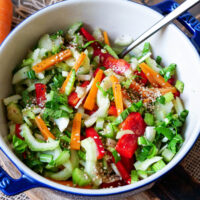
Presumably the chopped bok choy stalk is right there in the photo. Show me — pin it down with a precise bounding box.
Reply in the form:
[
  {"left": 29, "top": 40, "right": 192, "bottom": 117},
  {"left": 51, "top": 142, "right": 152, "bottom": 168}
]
[
  {"left": 21, "top": 124, "right": 59, "bottom": 151},
  {"left": 81, "top": 138, "right": 102, "bottom": 186}
]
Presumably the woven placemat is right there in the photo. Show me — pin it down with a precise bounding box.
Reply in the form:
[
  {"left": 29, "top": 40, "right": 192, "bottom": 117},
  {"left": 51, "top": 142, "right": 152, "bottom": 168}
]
[{"left": 1, "top": 0, "right": 199, "bottom": 199}]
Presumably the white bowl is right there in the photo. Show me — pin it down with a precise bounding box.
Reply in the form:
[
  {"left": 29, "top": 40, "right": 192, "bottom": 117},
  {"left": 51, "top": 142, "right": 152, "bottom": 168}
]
[{"left": 0, "top": 0, "right": 200, "bottom": 199}]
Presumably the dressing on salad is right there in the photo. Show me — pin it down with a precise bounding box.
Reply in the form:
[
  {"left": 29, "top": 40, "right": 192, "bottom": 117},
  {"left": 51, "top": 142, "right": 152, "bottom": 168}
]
[{"left": 4, "top": 22, "right": 188, "bottom": 189}]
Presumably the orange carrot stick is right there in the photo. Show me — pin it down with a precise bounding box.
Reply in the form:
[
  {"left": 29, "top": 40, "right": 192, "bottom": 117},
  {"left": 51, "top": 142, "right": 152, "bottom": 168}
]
[
  {"left": 83, "top": 69, "right": 104, "bottom": 111},
  {"left": 35, "top": 115, "right": 55, "bottom": 140},
  {"left": 154, "top": 87, "right": 177, "bottom": 95},
  {"left": 130, "top": 80, "right": 177, "bottom": 99},
  {"left": 0, "top": 0, "right": 13, "bottom": 44},
  {"left": 60, "top": 52, "right": 86, "bottom": 94},
  {"left": 110, "top": 75, "right": 124, "bottom": 115},
  {"left": 140, "top": 63, "right": 159, "bottom": 87},
  {"left": 103, "top": 31, "right": 110, "bottom": 46},
  {"left": 32, "top": 49, "right": 72, "bottom": 73},
  {"left": 70, "top": 113, "right": 82, "bottom": 150},
  {"left": 139, "top": 63, "right": 172, "bottom": 88}
]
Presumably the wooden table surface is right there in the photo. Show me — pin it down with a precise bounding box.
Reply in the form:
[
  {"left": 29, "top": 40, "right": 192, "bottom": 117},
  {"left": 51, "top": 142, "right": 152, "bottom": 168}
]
[{"left": 0, "top": 0, "right": 199, "bottom": 200}]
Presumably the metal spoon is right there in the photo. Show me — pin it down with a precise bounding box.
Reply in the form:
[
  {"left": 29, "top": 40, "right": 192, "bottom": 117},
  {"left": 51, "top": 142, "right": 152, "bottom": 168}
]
[{"left": 119, "top": 0, "right": 200, "bottom": 58}]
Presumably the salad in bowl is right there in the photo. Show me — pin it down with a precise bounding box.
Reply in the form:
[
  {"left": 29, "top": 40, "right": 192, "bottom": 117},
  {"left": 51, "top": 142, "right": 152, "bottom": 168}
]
[{"left": 4, "top": 22, "right": 188, "bottom": 189}]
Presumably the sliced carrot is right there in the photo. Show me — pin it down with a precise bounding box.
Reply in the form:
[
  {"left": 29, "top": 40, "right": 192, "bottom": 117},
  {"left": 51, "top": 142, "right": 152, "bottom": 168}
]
[
  {"left": 60, "top": 52, "right": 86, "bottom": 94},
  {"left": 130, "top": 80, "right": 177, "bottom": 99},
  {"left": 110, "top": 75, "right": 124, "bottom": 115},
  {"left": 103, "top": 31, "right": 110, "bottom": 46},
  {"left": 48, "top": 179, "right": 92, "bottom": 189},
  {"left": 83, "top": 69, "right": 104, "bottom": 111},
  {"left": 153, "top": 87, "right": 177, "bottom": 95},
  {"left": 140, "top": 63, "right": 159, "bottom": 87},
  {"left": 139, "top": 63, "right": 173, "bottom": 88},
  {"left": 35, "top": 115, "right": 55, "bottom": 140},
  {"left": 32, "top": 49, "right": 72, "bottom": 73},
  {"left": 0, "top": 0, "right": 13, "bottom": 44},
  {"left": 70, "top": 113, "right": 82, "bottom": 150}
]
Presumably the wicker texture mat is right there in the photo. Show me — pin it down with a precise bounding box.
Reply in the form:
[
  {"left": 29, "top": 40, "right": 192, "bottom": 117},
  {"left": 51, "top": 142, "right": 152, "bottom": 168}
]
[{"left": 0, "top": 0, "right": 199, "bottom": 199}]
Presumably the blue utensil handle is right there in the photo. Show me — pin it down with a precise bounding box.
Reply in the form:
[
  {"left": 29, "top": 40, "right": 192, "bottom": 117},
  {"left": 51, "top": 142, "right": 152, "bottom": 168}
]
[
  {"left": 151, "top": 0, "right": 200, "bottom": 53},
  {"left": 0, "top": 150, "right": 43, "bottom": 196}
]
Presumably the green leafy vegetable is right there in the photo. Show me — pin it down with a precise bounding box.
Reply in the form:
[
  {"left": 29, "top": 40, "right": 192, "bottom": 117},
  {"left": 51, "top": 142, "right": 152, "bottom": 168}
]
[
  {"left": 109, "top": 148, "right": 121, "bottom": 163},
  {"left": 13, "top": 135, "right": 27, "bottom": 154},
  {"left": 160, "top": 63, "right": 176, "bottom": 81}
]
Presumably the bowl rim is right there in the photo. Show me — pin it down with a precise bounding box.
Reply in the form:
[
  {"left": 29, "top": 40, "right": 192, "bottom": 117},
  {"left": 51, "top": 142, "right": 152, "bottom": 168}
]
[{"left": 0, "top": 0, "right": 200, "bottom": 196}]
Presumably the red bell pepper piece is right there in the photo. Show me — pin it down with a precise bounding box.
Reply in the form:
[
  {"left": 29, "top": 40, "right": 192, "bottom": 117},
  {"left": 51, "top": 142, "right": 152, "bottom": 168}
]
[
  {"left": 115, "top": 134, "right": 138, "bottom": 158},
  {"left": 80, "top": 80, "right": 90, "bottom": 87},
  {"left": 108, "top": 151, "right": 131, "bottom": 184},
  {"left": 68, "top": 92, "right": 79, "bottom": 107},
  {"left": 35, "top": 83, "right": 46, "bottom": 108},
  {"left": 115, "top": 161, "right": 131, "bottom": 184},
  {"left": 80, "top": 27, "right": 96, "bottom": 41},
  {"left": 103, "top": 56, "right": 131, "bottom": 75},
  {"left": 80, "top": 27, "right": 101, "bottom": 49},
  {"left": 108, "top": 105, "right": 118, "bottom": 117},
  {"left": 93, "top": 48, "right": 112, "bottom": 62},
  {"left": 174, "top": 90, "right": 180, "bottom": 98},
  {"left": 85, "top": 127, "right": 105, "bottom": 160},
  {"left": 134, "top": 70, "right": 148, "bottom": 86},
  {"left": 100, "top": 180, "right": 126, "bottom": 188},
  {"left": 121, "top": 112, "right": 146, "bottom": 137},
  {"left": 15, "top": 124, "right": 24, "bottom": 140},
  {"left": 168, "top": 77, "right": 175, "bottom": 85},
  {"left": 68, "top": 81, "right": 90, "bottom": 108},
  {"left": 121, "top": 156, "right": 134, "bottom": 174}
]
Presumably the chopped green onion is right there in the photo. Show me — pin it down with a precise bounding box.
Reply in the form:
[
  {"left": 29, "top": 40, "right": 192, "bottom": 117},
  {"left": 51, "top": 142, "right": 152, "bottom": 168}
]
[
  {"left": 137, "top": 170, "right": 147, "bottom": 179},
  {"left": 22, "top": 58, "right": 34, "bottom": 67},
  {"left": 138, "top": 136, "right": 148, "bottom": 146},
  {"left": 68, "top": 22, "right": 83, "bottom": 36},
  {"left": 54, "top": 151, "right": 70, "bottom": 166},
  {"left": 96, "top": 82, "right": 107, "bottom": 97},
  {"left": 147, "top": 144, "right": 158, "bottom": 159},
  {"left": 27, "top": 70, "right": 36, "bottom": 80},
  {"left": 39, "top": 154, "right": 53, "bottom": 163},
  {"left": 142, "top": 42, "right": 151, "bottom": 56},
  {"left": 156, "top": 56, "right": 162, "bottom": 65},
  {"left": 162, "top": 148, "right": 175, "bottom": 162},
  {"left": 152, "top": 160, "right": 166, "bottom": 172},
  {"left": 109, "top": 148, "right": 121, "bottom": 163},
  {"left": 12, "top": 135, "right": 27, "bottom": 154},
  {"left": 104, "top": 45, "right": 119, "bottom": 59},
  {"left": 72, "top": 168, "right": 92, "bottom": 187},
  {"left": 95, "top": 118, "right": 104, "bottom": 130},
  {"left": 164, "top": 92, "right": 174, "bottom": 103},
  {"left": 78, "top": 150, "right": 86, "bottom": 161},
  {"left": 160, "top": 63, "right": 176, "bottom": 81},
  {"left": 144, "top": 113, "right": 155, "bottom": 126},
  {"left": 131, "top": 170, "right": 139, "bottom": 183},
  {"left": 60, "top": 135, "right": 71, "bottom": 143},
  {"left": 103, "top": 123, "right": 115, "bottom": 139},
  {"left": 175, "top": 80, "right": 184, "bottom": 93},
  {"left": 121, "top": 79, "right": 132, "bottom": 89},
  {"left": 82, "top": 40, "right": 96, "bottom": 49},
  {"left": 156, "top": 96, "right": 166, "bottom": 105},
  {"left": 180, "top": 110, "right": 189, "bottom": 122},
  {"left": 168, "top": 134, "right": 183, "bottom": 153}
]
